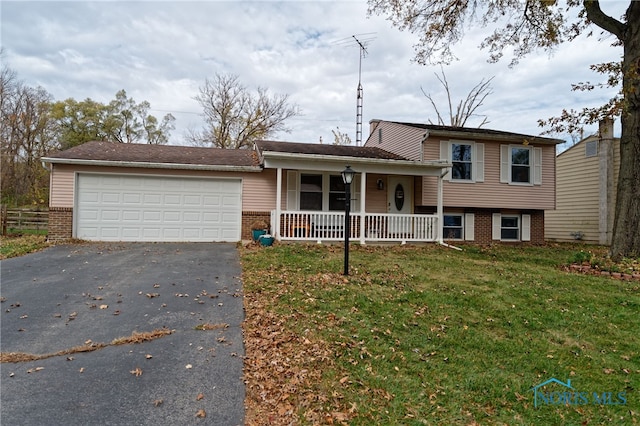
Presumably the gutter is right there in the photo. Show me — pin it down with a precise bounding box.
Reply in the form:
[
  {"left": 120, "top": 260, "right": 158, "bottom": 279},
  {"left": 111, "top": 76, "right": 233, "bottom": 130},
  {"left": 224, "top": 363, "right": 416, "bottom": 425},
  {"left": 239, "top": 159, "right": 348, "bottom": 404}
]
[
  {"left": 40, "top": 157, "right": 263, "bottom": 172},
  {"left": 261, "top": 151, "right": 450, "bottom": 169}
]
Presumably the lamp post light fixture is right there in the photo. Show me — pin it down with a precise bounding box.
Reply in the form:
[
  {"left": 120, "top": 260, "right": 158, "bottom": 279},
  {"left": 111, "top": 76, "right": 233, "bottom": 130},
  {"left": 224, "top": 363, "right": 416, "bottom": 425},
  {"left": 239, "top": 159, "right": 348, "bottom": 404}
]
[{"left": 341, "top": 165, "right": 356, "bottom": 276}]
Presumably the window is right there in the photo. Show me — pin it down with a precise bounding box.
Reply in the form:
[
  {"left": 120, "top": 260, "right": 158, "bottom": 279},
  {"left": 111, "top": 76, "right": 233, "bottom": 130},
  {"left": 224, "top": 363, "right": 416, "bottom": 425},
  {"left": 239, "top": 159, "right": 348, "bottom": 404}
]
[
  {"left": 492, "top": 213, "right": 531, "bottom": 241},
  {"left": 441, "top": 140, "right": 484, "bottom": 182},
  {"left": 291, "top": 172, "right": 359, "bottom": 212},
  {"left": 443, "top": 214, "right": 463, "bottom": 239},
  {"left": 451, "top": 144, "right": 472, "bottom": 180},
  {"left": 300, "top": 174, "right": 322, "bottom": 210},
  {"left": 585, "top": 140, "right": 598, "bottom": 158},
  {"left": 500, "top": 145, "right": 542, "bottom": 185},
  {"left": 501, "top": 216, "right": 520, "bottom": 240},
  {"left": 511, "top": 147, "right": 530, "bottom": 183},
  {"left": 329, "top": 175, "right": 346, "bottom": 211}
]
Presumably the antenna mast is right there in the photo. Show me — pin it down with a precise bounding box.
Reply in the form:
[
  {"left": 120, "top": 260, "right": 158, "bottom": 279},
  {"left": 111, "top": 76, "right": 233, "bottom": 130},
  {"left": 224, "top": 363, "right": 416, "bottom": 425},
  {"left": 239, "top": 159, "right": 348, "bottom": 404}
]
[{"left": 353, "top": 35, "right": 367, "bottom": 146}]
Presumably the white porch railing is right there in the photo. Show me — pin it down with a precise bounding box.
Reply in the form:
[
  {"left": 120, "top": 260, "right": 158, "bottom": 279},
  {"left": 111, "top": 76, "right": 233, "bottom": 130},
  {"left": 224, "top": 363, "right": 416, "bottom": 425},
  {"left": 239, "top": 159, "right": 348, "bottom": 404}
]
[{"left": 271, "top": 210, "right": 439, "bottom": 243}]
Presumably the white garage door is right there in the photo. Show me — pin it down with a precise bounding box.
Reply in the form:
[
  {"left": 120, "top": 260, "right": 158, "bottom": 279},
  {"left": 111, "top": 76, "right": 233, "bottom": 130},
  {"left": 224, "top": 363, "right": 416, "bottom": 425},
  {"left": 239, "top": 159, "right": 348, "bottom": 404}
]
[{"left": 76, "top": 174, "right": 242, "bottom": 242}]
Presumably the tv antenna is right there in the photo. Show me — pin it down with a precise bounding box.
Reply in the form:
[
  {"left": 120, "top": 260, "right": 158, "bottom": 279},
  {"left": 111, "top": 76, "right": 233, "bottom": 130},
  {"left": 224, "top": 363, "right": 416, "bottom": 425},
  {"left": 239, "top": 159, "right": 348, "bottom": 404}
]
[{"left": 332, "top": 33, "right": 376, "bottom": 146}]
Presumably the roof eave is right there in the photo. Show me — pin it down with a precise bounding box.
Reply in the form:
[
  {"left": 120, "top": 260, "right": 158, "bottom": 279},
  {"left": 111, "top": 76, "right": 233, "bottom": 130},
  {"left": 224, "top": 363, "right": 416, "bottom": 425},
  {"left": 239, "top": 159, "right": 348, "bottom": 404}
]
[
  {"left": 424, "top": 128, "right": 564, "bottom": 145},
  {"left": 40, "top": 157, "right": 262, "bottom": 172}
]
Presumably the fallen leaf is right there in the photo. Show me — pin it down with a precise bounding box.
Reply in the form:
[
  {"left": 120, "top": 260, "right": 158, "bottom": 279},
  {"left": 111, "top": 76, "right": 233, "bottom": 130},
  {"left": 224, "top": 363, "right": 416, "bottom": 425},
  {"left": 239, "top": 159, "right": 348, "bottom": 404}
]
[
  {"left": 79, "top": 367, "right": 85, "bottom": 373},
  {"left": 196, "top": 393, "right": 204, "bottom": 401},
  {"left": 99, "top": 304, "right": 108, "bottom": 310},
  {"left": 153, "top": 399, "right": 163, "bottom": 407},
  {"left": 195, "top": 409, "right": 206, "bottom": 418},
  {"left": 130, "top": 367, "right": 143, "bottom": 377}
]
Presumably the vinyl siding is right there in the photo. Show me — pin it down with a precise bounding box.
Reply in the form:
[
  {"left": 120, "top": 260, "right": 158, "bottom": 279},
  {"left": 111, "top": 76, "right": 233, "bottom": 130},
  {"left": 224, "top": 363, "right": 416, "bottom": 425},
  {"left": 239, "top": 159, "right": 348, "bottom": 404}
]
[
  {"left": 545, "top": 138, "right": 620, "bottom": 243},
  {"left": 364, "top": 121, "right": 424, "bottom": 160},
  {"left": 421, "top": 137, "right": 556, "bottom": 210},
  {"left": 49, "top": 164, "right": 275, "bottom": 211}
]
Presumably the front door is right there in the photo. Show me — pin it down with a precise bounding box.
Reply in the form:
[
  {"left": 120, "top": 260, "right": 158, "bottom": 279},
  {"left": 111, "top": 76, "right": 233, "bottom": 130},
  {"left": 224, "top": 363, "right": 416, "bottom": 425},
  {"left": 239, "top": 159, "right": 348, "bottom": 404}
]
[
  {"left": 387, "top": 176, "right": 413, "bottom": 237},
  {"left": 387, "top": 176, "right": 413, "bottom": 214}
]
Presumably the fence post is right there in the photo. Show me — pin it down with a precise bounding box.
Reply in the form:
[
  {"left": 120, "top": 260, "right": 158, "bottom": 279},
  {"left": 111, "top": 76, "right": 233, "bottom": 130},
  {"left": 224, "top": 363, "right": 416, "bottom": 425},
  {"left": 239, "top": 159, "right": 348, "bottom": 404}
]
[{"left": 1, "top": 205, "right": 6, "bottom": 236}]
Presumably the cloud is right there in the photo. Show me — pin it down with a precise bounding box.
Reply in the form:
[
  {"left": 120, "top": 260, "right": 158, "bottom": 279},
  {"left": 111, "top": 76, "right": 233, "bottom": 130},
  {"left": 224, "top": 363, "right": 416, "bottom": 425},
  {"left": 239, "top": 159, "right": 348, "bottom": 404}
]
[{"left": 1, "top": 1, "right": 624, "bottom": 146}]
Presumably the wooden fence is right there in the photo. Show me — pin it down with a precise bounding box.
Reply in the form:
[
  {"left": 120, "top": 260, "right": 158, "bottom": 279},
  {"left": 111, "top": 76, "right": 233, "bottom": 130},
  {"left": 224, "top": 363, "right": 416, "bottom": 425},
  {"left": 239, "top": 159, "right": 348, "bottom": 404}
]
[{"left": 1, "top": 206, "right": 49, "bottom": 235}]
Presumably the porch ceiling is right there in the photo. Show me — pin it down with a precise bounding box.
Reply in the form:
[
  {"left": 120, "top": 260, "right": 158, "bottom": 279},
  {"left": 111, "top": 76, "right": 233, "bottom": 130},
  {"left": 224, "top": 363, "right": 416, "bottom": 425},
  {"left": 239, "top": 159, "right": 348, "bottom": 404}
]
[{"left": 261, "top": 151, "right": 450, "bottom": 177}]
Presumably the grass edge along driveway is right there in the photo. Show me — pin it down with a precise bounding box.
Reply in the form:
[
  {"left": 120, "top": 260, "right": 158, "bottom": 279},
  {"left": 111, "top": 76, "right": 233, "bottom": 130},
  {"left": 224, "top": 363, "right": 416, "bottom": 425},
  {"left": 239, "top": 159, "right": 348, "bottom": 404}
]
[{"left": 241, "top": 243, "right": 639, "bottom": 425}]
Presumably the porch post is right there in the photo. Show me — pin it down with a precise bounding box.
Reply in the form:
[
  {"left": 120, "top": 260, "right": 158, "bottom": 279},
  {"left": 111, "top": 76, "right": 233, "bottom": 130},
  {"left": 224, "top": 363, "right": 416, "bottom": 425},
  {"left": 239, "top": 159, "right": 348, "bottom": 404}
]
[
  {"left": 359, "top": 171, "right": 366, "bottom": 244},
  {"left": 275, "top": 167, "right": 282, "bottom": 240},
  {"left": 437, "top": 171, "right": 444, "bottom": 243}
]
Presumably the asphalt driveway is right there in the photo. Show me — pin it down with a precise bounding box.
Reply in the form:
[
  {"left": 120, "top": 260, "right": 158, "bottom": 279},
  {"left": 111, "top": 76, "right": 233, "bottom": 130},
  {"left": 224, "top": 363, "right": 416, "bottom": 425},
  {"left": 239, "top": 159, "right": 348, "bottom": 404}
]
[{"left": 0, "top": 242, "right": 244, "bottom": 425}]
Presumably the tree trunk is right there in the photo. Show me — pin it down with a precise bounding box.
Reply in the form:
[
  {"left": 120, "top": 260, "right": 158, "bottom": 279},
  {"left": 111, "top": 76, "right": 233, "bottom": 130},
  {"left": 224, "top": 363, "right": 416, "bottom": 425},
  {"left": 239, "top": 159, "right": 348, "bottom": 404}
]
[{"left": 610, "top": 3, "right": 640, "bottom": 260}]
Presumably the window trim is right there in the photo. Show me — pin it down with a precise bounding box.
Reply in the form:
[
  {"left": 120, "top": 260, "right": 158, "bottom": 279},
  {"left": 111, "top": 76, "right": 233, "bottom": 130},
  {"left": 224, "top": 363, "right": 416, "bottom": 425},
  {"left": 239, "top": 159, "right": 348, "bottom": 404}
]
[
  {"left": 500, "top": 215, "right": 520, "bottom": 240},
  {"left": 509, "top": 146, "right": 532, "bottom": 185},
  {"left": 440, "top": 140, "right": 484, "bottom": 183},
  {"left": 500, "top": 145, "right": 542, "bottom": 186},
  {"left": 492, "top": 213, "right": 531, "bottom": 241},
  {"left": 292, "top": 171, "right": 360, "bottom": 212},
  {"left": 443, "top": 213, "right": 464, "bottom": 240}
]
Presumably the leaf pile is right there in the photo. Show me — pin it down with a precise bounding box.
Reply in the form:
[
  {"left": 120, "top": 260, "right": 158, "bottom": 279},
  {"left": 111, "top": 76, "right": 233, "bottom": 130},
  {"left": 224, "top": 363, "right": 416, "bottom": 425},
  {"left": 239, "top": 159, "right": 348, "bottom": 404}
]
[{"left": 242, "top": 262, "right": 353, "bottom": 425}]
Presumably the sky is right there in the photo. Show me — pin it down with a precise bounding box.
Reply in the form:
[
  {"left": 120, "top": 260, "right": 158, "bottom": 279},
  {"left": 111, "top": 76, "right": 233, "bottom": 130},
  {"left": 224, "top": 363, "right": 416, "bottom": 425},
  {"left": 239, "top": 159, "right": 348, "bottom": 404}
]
[{"left": 1, "top": 1, "right": 627, "bottom": 149}]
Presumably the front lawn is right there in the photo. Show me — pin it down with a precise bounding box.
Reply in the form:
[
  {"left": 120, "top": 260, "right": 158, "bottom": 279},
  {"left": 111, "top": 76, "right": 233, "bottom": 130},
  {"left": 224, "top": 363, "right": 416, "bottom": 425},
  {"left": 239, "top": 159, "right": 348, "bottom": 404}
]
[{"left": 241, "top": 243, "right": 639, "bottom": 425}]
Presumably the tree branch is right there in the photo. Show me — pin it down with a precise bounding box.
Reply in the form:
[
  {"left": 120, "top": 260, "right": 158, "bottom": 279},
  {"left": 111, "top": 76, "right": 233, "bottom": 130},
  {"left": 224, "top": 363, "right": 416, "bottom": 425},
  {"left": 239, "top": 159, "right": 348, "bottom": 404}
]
[{"left": 583, "top": 0, "right": 625, "bottom": 40}]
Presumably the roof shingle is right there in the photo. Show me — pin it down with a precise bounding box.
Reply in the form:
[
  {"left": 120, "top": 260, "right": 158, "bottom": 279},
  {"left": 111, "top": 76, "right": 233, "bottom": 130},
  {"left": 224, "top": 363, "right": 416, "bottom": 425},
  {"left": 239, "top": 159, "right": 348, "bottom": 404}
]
[
  {"left": 255, "top": 140, "right": 409, "bottom": 160},
  {"left": 44, "top": 141, "right": 260, "bottom": 167}
]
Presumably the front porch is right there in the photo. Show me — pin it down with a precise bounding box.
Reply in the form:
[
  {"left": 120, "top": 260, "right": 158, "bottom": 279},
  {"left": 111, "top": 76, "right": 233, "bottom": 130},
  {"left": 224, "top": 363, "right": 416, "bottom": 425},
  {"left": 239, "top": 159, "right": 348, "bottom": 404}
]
[{"left": 271, "top": 210, "right": 439, "bottom": 244}]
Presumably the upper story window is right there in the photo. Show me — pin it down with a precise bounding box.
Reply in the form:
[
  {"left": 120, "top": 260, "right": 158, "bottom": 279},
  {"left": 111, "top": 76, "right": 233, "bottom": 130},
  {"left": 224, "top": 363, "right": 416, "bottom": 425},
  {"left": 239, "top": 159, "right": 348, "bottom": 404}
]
[
  {"left": 440, "top": 140, "right": 484, "bottom": 183},
  {"left": 511, "top": 147, "right": 531, "bottom": 184},
  {"left": 500, "top": 145, "right": 542, "bottom": 186},
  {"left": 451, "top": 144, "right": 472, "bottom": 180},
  {"left": 585, "top": 140, "right": 598, "bottom": 158}
]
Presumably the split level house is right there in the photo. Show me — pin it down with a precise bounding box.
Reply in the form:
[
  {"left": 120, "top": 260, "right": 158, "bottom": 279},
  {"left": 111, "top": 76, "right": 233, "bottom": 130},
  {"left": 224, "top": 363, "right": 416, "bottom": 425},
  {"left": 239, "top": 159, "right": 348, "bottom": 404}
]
[
  {"left": 42, "top": 120, "right": 563, "bottom": 245},
  {"left": 545, "top": 118, "right": 620, "bottom": 245}
]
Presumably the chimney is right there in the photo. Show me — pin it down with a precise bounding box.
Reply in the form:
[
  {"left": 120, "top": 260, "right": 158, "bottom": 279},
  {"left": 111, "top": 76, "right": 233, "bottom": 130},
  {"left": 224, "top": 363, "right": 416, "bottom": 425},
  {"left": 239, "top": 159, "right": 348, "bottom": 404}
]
[{"left": 599, "top": 117, "right": 614, "bottom": 140}]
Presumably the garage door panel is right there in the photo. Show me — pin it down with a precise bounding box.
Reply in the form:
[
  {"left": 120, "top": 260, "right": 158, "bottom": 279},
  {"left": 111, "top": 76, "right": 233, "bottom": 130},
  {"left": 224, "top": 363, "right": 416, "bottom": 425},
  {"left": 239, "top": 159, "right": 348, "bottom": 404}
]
[
  {"left": 77, "top": 174, "right": 241, "bottom": 242},
  {"left": 144, "top": 194, "right": 162, "bottom": 204}
]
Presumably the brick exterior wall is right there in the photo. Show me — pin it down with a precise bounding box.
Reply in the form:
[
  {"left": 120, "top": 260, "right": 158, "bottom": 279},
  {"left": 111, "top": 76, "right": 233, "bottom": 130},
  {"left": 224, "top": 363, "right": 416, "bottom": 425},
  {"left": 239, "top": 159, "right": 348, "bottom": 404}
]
[
  {"left": 415, "top": 207, "right": 544, "bottom": 244},
  {"left": 48, "top": 207, "right": 73, "bottom": 241},
  {"left": 242, "top": 211, "right": 272, "bottom": 241}
]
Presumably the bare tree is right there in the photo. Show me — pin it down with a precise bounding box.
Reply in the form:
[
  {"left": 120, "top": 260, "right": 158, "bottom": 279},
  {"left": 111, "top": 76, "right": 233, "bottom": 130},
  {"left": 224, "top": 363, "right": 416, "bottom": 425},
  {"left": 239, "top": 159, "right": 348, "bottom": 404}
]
[
  {"left": 421, "top": 67, "right": 493, "bottom": 128},
  {"left": 332, "top": 127, "right": 353, "bottom": 145},
  {"left": 189, "top": 73, "right": 301, "bottom": 149},
  {"left": 1, "top": 61, "right": 55, "bottom": 205}
]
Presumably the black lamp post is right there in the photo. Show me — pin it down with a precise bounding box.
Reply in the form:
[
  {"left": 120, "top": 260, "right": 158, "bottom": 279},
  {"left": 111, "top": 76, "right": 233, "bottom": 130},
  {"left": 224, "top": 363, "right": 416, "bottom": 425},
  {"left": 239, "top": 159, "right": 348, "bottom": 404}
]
[{"left": 341, "top": 165, "right": 355, "bottom": 276}]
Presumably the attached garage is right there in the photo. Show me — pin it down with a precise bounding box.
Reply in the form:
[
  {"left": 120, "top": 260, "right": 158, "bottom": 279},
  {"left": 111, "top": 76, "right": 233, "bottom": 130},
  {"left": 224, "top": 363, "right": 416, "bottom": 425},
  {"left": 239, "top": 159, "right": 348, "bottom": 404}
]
[
  {"left": 42, "top": 141, "right": 265, "bottom": 242},
  {"left": 76, "top": 174, "right": 242, "bottom": 242}
]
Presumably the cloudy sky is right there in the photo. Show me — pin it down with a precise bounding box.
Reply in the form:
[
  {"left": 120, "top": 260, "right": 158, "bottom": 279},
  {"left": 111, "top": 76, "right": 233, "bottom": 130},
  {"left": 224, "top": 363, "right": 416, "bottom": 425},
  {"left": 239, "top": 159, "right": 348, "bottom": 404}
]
[{"left": 1, "top": 1, "right": 626, "bottom": 149}]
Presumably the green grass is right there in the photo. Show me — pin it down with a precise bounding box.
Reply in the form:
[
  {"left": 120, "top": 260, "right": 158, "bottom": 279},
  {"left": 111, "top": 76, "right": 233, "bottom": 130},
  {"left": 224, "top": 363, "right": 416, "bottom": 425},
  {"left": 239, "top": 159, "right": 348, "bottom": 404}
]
[
  {"left": 241, "top": 243, "right": 639, "bottom": 425},
  {"left": 0, "top": 234, "right": 50, "bottom": 259}
]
